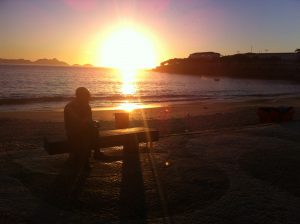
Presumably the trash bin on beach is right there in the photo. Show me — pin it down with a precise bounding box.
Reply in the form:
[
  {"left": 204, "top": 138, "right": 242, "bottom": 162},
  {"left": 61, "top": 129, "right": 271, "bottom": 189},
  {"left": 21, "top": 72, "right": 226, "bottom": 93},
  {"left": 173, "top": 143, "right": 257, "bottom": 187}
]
[{"left": 114, "top": 112, "right": 130, "bottom": 129}]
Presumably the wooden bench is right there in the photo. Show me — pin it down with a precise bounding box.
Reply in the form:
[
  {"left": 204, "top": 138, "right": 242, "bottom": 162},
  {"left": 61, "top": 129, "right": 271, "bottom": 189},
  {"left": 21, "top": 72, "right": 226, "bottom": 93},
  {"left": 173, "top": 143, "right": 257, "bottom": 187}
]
[{"left": 44, "top": 127, "right": 159, "bottom": 155}]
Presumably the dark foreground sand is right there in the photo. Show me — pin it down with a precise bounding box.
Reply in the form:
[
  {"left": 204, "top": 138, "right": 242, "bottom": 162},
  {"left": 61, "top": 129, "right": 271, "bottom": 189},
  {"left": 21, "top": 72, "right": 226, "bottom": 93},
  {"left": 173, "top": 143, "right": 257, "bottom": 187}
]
[{"left": 0, "top": 98, "right": 299, "bottom": 223}]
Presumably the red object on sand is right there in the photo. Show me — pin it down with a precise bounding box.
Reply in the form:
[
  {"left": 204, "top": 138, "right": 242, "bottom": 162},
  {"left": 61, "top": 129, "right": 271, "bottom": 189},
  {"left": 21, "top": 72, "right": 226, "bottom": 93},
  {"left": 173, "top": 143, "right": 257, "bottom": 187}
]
[{"left": 257, "top": 107, "right": 294, "bottom": 123}]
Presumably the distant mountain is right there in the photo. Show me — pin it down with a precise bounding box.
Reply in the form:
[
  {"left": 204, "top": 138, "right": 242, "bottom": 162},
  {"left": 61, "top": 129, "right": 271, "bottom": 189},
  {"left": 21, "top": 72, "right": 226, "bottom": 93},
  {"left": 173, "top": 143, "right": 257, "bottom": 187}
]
[
  {"left": 0, "top": 58, "right": 32, "bottom": 65},
  {"left": 83, "top": 64, "right": 93, "bottom": 67},
  {"left": 33, "top": 58, "right": 69, "bottom": 66},
  {"left": 0, "top": 58, "right": 69, "bottom": 66}
]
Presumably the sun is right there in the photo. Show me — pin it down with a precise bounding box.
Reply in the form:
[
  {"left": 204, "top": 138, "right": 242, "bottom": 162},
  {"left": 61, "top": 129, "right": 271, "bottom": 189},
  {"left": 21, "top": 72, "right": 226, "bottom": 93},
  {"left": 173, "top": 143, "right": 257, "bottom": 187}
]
[{"left": 99, "top": 26, "right": 157, "bottom": 70}]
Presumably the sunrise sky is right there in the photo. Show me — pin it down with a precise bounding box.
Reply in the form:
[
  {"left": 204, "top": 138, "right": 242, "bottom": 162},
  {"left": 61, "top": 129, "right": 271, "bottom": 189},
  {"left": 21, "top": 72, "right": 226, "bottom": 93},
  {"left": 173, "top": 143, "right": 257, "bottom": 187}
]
[{"left": 1, "top": 0, "right": 300, "bottom": 67}]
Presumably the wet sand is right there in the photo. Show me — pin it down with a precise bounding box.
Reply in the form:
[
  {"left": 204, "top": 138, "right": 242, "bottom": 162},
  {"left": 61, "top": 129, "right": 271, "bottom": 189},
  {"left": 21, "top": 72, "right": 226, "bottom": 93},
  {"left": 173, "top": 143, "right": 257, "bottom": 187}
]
[{"left": 0, "top": 98, "right": 299, "bottom": 223}]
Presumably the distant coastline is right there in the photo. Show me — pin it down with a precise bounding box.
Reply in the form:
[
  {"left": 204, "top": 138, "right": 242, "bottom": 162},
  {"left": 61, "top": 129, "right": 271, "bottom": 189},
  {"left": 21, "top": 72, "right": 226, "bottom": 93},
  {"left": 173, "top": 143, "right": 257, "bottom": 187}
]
[
  {"left": 0, "top": 58, "right": 94, "bottom": 67},
  {"left": 154, "top": 51, "right": 300, "bottom": 81}
]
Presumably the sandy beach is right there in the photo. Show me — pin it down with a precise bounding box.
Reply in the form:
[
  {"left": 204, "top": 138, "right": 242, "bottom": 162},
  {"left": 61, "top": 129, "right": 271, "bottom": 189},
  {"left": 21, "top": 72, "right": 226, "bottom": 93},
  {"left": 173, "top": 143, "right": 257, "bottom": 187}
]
[
  {"left": 3, "top": 0, "right": 300, "bottom": 223},
  {"left": 0, "top": 98, "right": 300, "bottom": 223}
]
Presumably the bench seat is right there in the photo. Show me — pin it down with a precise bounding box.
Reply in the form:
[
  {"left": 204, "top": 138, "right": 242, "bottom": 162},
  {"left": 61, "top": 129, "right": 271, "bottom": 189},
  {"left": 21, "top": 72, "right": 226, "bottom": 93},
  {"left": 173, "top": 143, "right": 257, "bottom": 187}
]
[{"left": 44, "top": 127, "right": 159, "bottom": 155}]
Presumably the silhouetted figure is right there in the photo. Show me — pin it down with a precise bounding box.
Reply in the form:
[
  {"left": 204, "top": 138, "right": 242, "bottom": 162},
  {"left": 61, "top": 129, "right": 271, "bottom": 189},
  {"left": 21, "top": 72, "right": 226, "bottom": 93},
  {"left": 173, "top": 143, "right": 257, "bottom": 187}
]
[{"left": 64, "top": 87, "right": 102, "bottom": 170}]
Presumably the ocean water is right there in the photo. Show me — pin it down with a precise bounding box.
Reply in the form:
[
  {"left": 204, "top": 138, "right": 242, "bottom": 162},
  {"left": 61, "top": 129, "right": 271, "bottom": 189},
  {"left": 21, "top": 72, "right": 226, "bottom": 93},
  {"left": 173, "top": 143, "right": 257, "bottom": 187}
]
[{"left": 1, "top": 65, "right": 300, "bottom": 111}]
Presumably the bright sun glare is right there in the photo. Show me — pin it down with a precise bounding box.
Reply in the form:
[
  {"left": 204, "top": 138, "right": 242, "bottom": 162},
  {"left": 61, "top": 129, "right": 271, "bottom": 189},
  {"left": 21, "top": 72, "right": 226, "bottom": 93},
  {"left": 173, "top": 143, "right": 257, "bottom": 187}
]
[
  {"left": 98, "top": 25, "right": 158, "bottom": 112},
  {"left": 100, "top": 26, "right": 157, "bottom": 71}
]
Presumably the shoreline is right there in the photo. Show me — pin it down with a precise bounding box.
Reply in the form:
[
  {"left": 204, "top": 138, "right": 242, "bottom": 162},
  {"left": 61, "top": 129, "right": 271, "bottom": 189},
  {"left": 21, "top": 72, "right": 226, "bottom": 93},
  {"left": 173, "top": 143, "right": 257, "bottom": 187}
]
[{"left": 0, "top": 96, "right": 299, "bottom": 122}]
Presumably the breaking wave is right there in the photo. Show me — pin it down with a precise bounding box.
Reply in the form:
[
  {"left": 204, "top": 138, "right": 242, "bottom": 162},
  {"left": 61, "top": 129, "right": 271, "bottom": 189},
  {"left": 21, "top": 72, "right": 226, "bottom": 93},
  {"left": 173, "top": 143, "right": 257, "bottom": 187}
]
[{"left": 1, "top": 92, "right": 299, "bottom": 106}]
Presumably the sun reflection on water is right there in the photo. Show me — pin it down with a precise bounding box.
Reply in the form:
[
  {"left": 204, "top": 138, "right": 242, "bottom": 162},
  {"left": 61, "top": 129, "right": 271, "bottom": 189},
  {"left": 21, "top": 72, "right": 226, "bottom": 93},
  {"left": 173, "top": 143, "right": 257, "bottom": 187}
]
[
  {"left": 120, "top": 68, "right": 137, "bottom": 95},
  {"left": 117, "top": 101, "right": 142, "bottom": 112},
  {"left": 121, "top": 82, "right": 136, "bottom": 95},
  {"left": 117, "top": 69, "right": 141, "bottom": 111}
]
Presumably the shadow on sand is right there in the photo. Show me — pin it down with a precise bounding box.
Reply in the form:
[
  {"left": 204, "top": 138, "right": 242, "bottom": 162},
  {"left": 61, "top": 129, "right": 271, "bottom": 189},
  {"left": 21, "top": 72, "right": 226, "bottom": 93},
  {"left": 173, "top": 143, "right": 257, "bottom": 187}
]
[
  {"left": 30, "top": 147, "right": 148, "bottom": 223},
  {"left": 31, "top": 159, "right": 90, "bottom": 223},
  {"left": 120, "top": 145, "right": 147, "bottom": 223}
]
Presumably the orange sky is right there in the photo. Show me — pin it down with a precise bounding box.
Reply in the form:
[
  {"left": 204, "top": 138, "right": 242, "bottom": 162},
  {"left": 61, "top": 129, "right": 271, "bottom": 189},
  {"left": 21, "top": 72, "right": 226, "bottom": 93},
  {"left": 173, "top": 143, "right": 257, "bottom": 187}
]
[{"left": 1, "top": 0, "right": 300, "bottom": 67}]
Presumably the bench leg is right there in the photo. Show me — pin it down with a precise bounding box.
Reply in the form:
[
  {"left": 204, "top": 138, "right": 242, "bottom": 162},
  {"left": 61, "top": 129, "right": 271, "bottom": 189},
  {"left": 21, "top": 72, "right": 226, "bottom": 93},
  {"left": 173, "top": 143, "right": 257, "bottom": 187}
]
[
  {"left": 120, "top": 140, "right": 146, "bottom": 219},
  {"left": 123, "top": 136, "right": 139, "bottom": 153},
  {"left": 147, "top": 141, "right": 153, "bottom": 149},
  {"left": 124, "top": 142, "right": 139, "bottom": 153}
]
